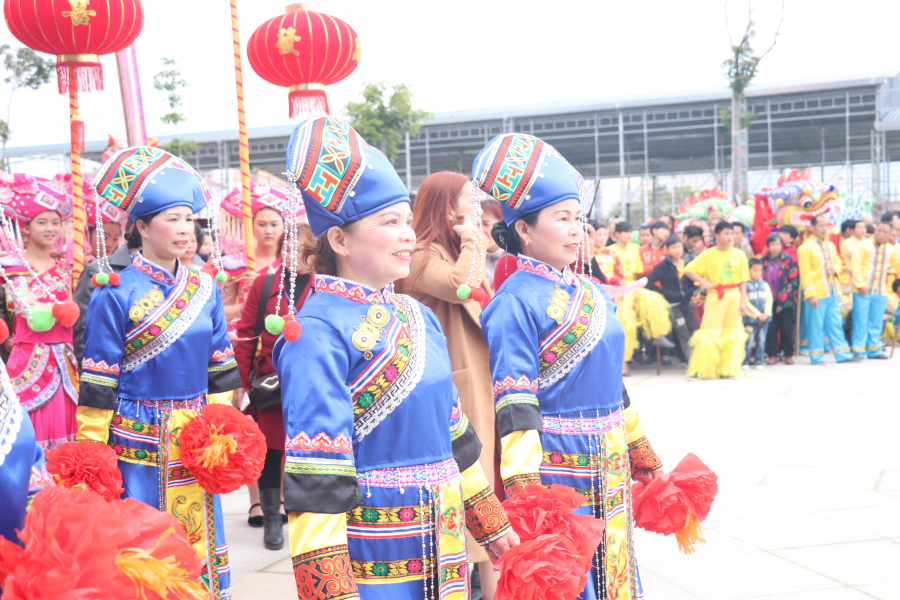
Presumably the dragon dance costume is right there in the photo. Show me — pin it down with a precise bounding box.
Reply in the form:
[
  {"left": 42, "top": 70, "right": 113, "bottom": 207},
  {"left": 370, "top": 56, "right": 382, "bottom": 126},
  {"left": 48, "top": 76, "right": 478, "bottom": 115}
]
[
  {"left": 475, "top": 133, "right": 662, "bottom": 600},
  {"left": 0, "top": 355, "right": 52, "bottom": 547},
  {"left": 798, "top": 237, "right": 852, "bottom": 365},
  {"left": 0, "top": 177, "right": 78, "bottom": 451},
  {"left": 274, "top": 117, "right": 510, "bottom": 600},
  {"left": 684, "top": 247, "right": 750, "bottom": 378},
  {"left": 606, "top": 242, "right": 671, "bottom": 362},
  {"left": 76, "top": 147, "right": 241, "bottom": 598}
]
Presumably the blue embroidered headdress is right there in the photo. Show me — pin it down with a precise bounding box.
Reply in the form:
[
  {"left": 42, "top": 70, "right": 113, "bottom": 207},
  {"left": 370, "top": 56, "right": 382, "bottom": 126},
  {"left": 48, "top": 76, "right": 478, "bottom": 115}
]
[
  {"left": 285, "top": 116, "right": 410, "bottom": 238},
  {"left": 472, "top": 133, "right": 583, "bottom": 225},
  {"left": 92, "top": 146, "right": 210, "bottom": 219},
  {"left": 89, "top": 146, "right": 222, "bottom": 285}
]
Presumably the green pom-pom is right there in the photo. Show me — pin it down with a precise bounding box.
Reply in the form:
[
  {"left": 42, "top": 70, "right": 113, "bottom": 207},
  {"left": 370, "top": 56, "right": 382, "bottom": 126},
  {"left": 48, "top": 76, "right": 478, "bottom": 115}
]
[
  {"left": 456, "top": 285, "right": 471, "bottom": 300},
  {"left": 265, "top": 314, "right": 285, "bottom": 335},
  {"left": 28, "top": 307, "right": 55, "bottom": 332},
  {"left": 95, "top": 272, "right": 109, "bottom": 286},
  {"left": 215, "top": 271, "right": 228, "bottom": 284}
]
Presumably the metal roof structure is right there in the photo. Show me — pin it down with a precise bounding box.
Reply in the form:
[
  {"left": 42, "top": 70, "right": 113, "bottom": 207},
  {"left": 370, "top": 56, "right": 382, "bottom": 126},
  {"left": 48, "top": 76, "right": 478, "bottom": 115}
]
[{"left": 8, "top": 74, "right": 900, "bottom": 211}]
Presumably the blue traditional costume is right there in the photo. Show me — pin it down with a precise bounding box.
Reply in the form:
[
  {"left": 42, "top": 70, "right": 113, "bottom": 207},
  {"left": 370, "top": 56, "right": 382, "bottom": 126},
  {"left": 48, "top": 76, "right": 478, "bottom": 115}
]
[
  {"left": 476, "top": 134, "right": 662, "bottom": 600},
  {"left": 274, "top": 117, "right": 511, "bottom": 600},
  {"left": 75, "top": 148, "right": 240, "bottom": 599},
  {"left": 0, "top": 355, "right": 52, "bottom": 547}
]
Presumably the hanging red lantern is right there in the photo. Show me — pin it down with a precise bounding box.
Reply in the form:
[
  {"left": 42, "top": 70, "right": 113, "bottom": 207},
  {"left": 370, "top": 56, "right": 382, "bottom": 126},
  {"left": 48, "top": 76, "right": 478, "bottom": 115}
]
[
  {"left": 4, "top": 0, "right": 144, "bottom": 94},
  {"left": 247, "top": 3, "right": 361, "bottom": 118},
  {"left": 3, "top": 0, "right": 144, "bottom": 281}
]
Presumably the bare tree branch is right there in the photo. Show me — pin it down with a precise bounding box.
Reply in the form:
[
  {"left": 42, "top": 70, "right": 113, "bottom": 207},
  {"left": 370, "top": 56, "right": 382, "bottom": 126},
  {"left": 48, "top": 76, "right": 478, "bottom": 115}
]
[{"left": 757, "top": 0, "right": 785, "bottom": 62}]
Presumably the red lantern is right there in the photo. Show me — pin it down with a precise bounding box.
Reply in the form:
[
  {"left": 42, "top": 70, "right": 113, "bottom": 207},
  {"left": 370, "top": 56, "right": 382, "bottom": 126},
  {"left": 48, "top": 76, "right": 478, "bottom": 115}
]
[
  {"left": 4, "top": 0, "right": 144, "bottom": 94},
  {"left": 3, "top": 0, "right": 144, "bottom": 282},
  {"left": 248, "top": 4, "right": 361, "bottom": 118}
]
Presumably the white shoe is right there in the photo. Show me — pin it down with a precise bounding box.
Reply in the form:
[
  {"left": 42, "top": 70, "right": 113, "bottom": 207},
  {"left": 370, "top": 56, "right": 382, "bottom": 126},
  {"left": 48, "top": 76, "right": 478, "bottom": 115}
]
[
  {"left": 755, "top": 364, "right": 764, "bottom": 370},
  {"left": 742, "top": 365, "right": 749, "bottom": 370}
]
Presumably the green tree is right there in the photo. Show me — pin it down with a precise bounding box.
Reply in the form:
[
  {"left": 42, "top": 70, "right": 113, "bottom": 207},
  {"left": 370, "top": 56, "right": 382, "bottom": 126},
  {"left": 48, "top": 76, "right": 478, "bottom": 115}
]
[
  {"left": 343, "top": 82, "right": 432, "bottom": 163},
  {"left": 722, "top": 1, "right": 783, "bottom": 203},
  {"left": 0, "top": 45, "right": 54, "bottom": 168},
  {"left": 154, "top": 58, "right": 197, "bottom": 158}
]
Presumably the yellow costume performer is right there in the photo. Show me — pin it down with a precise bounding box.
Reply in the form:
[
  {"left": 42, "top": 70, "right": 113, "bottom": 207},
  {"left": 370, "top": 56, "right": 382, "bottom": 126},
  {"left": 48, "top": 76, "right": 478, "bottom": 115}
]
[
  {"left": 684, "top": 247, "right": 750, "bottom": 378},
  {"left": 608, "top": 243, "right": 671, "bottom": 362}
]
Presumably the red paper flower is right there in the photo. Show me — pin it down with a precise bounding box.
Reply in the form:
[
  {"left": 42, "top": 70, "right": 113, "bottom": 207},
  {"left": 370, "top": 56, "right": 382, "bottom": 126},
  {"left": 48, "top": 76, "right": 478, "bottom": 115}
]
[
  {"left": 631, "top": 453, "right": 718, "bottom": 554},
  {"left": 502, "top": 484, "right": 605, "bottom": 559},
  {"left": 0, "top": 487, "right": 204, "bottom": 599},
  {"left": 45, "top": 440, "right": 124, "bottom": 502},
  {"left": 495, "top": 534, "right": 590, "bottom": 600},
  {"left": 178, "top": 403, "right": 266, "bottom": 495}
]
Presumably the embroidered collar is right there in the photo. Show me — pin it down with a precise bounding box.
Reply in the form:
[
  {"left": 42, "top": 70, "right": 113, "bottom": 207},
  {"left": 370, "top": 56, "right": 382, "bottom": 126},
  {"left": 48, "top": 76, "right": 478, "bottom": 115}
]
[
  {"left": 315, "top": 275, "right": 394, "bottom": 305},
  {"left": 133, "top": 253, "right": 184, "bottom": 285},
  {"left": 516, "top": 254, "right": 576, "bottom": 285}
]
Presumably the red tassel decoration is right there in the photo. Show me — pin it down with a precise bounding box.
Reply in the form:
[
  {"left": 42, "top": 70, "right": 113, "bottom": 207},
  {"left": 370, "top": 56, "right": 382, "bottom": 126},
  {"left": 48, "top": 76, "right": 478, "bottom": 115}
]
[
  {"left": 288, "top": 88, "right": 329, "bottom": 118},
  {"left": 107, "top": 272, "right": 120, "bottom": 287},
  {"left": 282, "top": 317, "right": 302, "bottom": 341},
  {"left": 469, "top": 287, "right": 488, "bottom": 303},
  {"left": 56, "top": 63, "right": 104, "bottom": 95},
  {"left": 52, "top": 301, "right": 80, "bottom": 328}
]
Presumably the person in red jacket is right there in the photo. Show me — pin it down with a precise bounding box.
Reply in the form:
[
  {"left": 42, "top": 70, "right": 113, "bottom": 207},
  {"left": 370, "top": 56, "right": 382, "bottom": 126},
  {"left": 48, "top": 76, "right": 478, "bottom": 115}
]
[{"left": 233, "top": 230, "right": 316, "bottom": 550}]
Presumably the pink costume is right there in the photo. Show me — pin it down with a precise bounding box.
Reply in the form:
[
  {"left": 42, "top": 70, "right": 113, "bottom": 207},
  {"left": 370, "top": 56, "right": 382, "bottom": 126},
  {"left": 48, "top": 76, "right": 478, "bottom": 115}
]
[{"left": 2, "top": 258, "right": 78, "bottom": 450}]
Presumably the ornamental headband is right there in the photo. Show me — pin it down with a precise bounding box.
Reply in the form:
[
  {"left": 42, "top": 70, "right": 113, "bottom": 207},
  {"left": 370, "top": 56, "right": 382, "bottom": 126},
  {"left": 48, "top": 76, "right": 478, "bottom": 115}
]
[
  {"left": 285, "top": 116, "right": 409, "bottom": 237},
  {"left": 472, "top": 133, "right": 583, "bottom": 226},
  {"left": 92, "top": 146, "right": 210, "bottom": 219}
]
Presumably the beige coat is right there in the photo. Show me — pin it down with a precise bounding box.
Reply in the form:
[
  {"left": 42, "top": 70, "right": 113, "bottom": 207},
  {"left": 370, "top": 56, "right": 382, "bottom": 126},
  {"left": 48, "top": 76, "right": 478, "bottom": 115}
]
[{"left": 398, "top": 228, "right": 495, "bottom": 561}]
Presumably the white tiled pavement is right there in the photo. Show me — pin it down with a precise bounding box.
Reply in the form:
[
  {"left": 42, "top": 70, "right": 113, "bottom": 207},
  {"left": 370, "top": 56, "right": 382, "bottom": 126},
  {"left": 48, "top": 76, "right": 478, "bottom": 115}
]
[{"left": 224, "top": 354, "right": 900, "bottom": 599}]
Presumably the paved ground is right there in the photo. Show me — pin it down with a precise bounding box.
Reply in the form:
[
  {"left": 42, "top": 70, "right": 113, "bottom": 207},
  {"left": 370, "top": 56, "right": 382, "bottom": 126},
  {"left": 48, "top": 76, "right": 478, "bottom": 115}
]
[{"left": 223, "top": 353, "right": 900, "bottom": 599}]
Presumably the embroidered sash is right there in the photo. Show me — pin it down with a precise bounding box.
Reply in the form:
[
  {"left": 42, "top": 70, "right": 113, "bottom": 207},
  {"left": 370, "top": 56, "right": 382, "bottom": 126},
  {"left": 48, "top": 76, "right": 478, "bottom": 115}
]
[
  {"left": 350, "top": 294, "right": 426, "bottom": 441},
  {"left": 122, "top": 271, "right": 213, "bottom": 372},
  {"left": 538, "top": 278, "right": 606, "bottom": 389}
]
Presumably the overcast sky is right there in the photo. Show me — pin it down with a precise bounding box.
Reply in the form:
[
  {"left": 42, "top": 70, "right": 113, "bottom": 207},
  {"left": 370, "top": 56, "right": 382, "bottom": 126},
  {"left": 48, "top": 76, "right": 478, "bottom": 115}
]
[{"left": 1, "top": 0, "right": 898, "bottom": 150}]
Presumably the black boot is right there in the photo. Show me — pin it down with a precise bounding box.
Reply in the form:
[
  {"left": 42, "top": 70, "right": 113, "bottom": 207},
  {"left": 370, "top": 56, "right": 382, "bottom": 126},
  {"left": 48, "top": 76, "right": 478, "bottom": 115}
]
[{"left": 260, "top": 488, "right": 284, "bottom": 550}]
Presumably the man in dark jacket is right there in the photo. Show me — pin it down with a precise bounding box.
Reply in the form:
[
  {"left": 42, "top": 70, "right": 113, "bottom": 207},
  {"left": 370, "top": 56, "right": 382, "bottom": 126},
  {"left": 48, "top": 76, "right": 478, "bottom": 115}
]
[
  {"left": 72, "top": 235, "right": 138, "bottom": 368},
  {"left": 647, "top": 236, "right": 698, "bottom": 360}
]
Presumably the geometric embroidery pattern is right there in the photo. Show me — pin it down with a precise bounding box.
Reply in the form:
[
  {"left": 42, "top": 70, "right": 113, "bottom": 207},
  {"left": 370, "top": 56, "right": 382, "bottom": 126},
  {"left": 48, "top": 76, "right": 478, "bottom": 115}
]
[
  {"left": 290, "top": 117, "right": 366, "bottom": 214},
  {"left": 292, "top": 544, "right": 358, "bottom": 600},
  {"left": 284, "top": 431, "right": 353, "bottom": 454},
  {"left": 627, "top": 436, "right": 663, "bottom": 474},
  {"left": 474, "top": 134, "right": 546, "bottom": 210},
  {"left": 463, "top": 487, "right": 511, "bottom": 545}
]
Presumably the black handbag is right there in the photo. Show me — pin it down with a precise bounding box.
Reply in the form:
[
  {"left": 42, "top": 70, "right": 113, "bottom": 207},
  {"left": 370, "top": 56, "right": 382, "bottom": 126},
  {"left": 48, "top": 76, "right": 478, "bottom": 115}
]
[
  {"left": 248, "top": 271, "right": 310, "bottom": 410},
  {"left": 249, "top": 271, "right": 281, "bottom": 410}
]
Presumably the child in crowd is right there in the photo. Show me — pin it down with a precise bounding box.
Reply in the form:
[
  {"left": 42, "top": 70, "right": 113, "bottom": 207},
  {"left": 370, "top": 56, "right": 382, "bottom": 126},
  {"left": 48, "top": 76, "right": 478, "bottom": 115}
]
[
  {"left": 779, "top": 225, "right": 799, "bottom": 261},
  {"left": 744, "top": 258, "right": 774, "bottom": 369}
]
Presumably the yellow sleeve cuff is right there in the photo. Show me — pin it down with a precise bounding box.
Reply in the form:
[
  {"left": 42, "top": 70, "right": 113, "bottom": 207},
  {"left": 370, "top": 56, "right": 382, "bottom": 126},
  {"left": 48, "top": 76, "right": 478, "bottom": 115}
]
[
  {"left": 287, "top": 511, "right": 348, "bottom": 557},
  {"left": 206, "top": 391, "right": 234, "bottom": 406},
  {"left": 460, "top": 461, "right": 491, "bottom": 502},
  {"left": 75, "top": 406, "right": 114, "bottom": 443},
  {"left": 500, "top": 429, "right": 543, "bottom": 497}
]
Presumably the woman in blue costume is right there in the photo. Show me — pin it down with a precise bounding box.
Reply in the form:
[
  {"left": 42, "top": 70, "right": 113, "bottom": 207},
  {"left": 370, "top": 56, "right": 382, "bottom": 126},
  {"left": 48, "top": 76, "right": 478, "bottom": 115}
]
[
  {"left": 476, "top": 134, "right": 663, "bottom": 600},
  {"left": 75, "top": 147, "right": 241, "bottom": 599},
  {"left": 273, "top": 116, "right": 517, "bottom": 600},
  {"left": 0, "top": 353, "right": 52, "bottom": 549}
]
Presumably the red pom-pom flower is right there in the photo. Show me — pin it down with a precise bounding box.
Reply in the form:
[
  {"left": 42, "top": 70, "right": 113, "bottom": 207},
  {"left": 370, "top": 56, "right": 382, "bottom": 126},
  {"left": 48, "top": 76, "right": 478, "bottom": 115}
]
[
  {"left": 51, "top": 300, "right": 80, "bottom": 328},
  {"left": 0, "top": 487, "right": 205, "bottom": 599},
  {"left": 108, "top": 272, "right": 120, "bottom": 286},
  {"left": 495, "top": 534, "right": 590, "bottom": 600},
  {"left": 178, "top": 403, "right": 266, "bottom": 495},
  {"left": 46, "top": 440, "right": 124, "bottom": 502},
  {"left": 502, "top": 484, "right": 605, "bottom": 560},
  {"left": 282, "top": 316, "right": 302, "bottom": 341},
  {"left": 631, "top": 453, "right": 719, "bottom": 554},
  {"left": 0, "top": 319, "right": 8, "bottom": 344}
]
